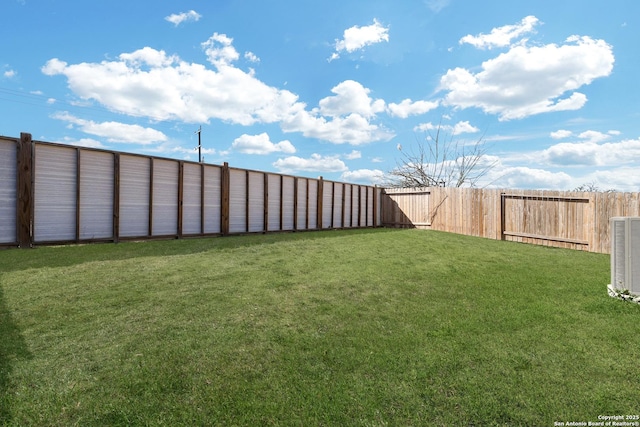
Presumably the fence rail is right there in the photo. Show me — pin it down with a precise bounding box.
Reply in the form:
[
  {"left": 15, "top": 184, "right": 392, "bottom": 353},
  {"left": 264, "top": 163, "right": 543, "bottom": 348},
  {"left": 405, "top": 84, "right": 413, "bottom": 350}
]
[
  {"left": 382, "top": 186, "right": 640, "bottom": 254},
  {"left": 0, "top": 133, "right": 381, "bottom": 248}
]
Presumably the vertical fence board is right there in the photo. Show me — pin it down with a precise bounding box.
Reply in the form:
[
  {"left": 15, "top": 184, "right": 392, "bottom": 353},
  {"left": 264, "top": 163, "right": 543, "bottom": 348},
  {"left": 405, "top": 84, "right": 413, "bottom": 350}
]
[
  {"left": 0, "top": 138, "right": 17, "bottom": 244},
  {"left": 119, "top": 155, "right": 150, "bottom": 238},
  {"left": 248, "top": 171, "right": 265, "bottom": 232},
  {"left": 267, "top": 173, "right": 281, "bottom": 231},
  {"left": 229, "top": 169, "right": 246, "bottom": 233},
  {"left": 322, "top": 181, "right": 333, "bottom": 229},
  {"left": 204, "top": 165, "right": 222, "bottom": 234},
  {"left": 182, "top": 163, "right": 203, "bottom": 235},
  {"left": 282, "top": 176, "right": 295, "bottom": 231},
  {"left": 296, "top": 178, "right": 308, "bottom": 230},
  {"left": 79, "top": 150, "right": 114, "bottom": 240},
  {"left": 151, "top": 159, "right": 179, "bottom": 237},
  {"left": 34, "top": 144, "right": 77, "bottom": 242}
]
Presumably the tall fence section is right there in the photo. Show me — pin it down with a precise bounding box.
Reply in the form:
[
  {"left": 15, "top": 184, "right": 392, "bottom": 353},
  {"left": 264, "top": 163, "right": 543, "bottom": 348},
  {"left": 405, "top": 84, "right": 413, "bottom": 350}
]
[
  {"left": 0, "top": 134, "right": 381, "bottom": 248},
  {"left": 382, "top": 187, "right": 640, "bottom": 254},
  {"left": 3, "top": 133, "right": 637, "bottom": 254}
]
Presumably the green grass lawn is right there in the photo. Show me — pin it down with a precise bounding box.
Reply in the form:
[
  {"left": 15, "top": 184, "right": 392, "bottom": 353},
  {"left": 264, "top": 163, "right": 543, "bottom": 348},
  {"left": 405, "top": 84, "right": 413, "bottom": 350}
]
[{"left": 1, "top": 228, "right": 638, "bottom": 426}]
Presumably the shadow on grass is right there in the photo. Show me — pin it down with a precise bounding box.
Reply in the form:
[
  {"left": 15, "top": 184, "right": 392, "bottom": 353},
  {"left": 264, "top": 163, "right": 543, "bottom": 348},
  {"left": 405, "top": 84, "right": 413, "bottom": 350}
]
[
  {"left": 0, "top": 227, "right": 401, "bottom": 273},
  {"left": 0, "top": 285, "right": 32, "bottom": 424}
]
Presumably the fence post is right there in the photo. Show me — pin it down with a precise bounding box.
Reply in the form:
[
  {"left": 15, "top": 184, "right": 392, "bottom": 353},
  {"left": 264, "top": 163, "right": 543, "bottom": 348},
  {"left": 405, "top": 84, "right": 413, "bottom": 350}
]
[
  {"left": 17, "top": 133, "right": 34, "bottom": 248},
  {"left": 113, "top": 153, "right": 120, "bottom": 243},
  {"left": 317, "top": 177, "right": 323, "bottom": 229},
  {"left": 221, "top": 162, "right": 230, "bottom": 235},
  {"left": 178, "top": 161, "right": 184, "bottom": 238},
  {"left": 500, "top": 192, "right": 506, "bottom": 241}
]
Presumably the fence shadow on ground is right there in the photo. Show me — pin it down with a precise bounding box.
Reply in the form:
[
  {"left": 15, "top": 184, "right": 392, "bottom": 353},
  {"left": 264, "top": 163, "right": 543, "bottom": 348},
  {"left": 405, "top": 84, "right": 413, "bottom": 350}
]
[
  {"left": 0, "top": 285, "right": 32, "bottom": 425},
  {"left": 0, "top": 228, "right": 401, "bottom": 273}
]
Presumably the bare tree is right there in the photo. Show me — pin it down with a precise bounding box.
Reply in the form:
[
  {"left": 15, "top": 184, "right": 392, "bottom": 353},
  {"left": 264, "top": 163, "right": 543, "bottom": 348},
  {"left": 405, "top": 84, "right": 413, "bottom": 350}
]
[
  {"left": 386, "top": 123, "right": 497, "bottom": 188},
  {"left": 572, "top": 181, "right": 617, "bottom": 193}
]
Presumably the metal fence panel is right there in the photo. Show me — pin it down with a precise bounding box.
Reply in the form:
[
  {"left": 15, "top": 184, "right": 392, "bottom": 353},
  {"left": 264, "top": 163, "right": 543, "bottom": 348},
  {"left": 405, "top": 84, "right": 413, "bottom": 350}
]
[
  {"left": 308, "top": 180, "right": 318, "bottom": 229},
  {"left": 296, "top": 178, "right": 308, "bottom": 230},
  {"left": 119, "top": 155, "right": 150, "bottom": 238},
  {"left": 282, "top": 176, "right": 294, "bottom": 231},
  {"left": 79, "top": 150, "right": 114, "bottom": 240},
  {"left": 248, "top": 171, "right": 264, "bottom": 232},
  {"left": 183, "top": 163, "right": 202, "bottom": 235},
  {"left": 34, "top": 144, "right": 77, "bottom": 242},
  {"left": 229, "top": 169, "right": 246, "bottom": 233},
  {"left": 343, "top": 185, "right": 352, "bottom": 228},
  {"left": 0, "top": 138, "right": 17, "bottom": 244},
  {"left": 152, "top": 159, "right": 179, "bottom": 236},
  {"left": 204, "top": 165, "right": 221, "bottom": 234},
  {"left": 268, "top": 174, "right": 281, "bottom": 231},
  {"left": 322, "top": 182, "right": 333, "bottom": 229},
  {"left": 332, "top": 184, "right": 343, "bottom": 228}
]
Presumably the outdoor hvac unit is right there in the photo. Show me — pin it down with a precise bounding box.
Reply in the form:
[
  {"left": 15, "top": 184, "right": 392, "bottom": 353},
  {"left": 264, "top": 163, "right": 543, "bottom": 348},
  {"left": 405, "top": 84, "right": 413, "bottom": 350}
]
[{"left": 611, "top": 217, "right": 640, "bottom": 294}]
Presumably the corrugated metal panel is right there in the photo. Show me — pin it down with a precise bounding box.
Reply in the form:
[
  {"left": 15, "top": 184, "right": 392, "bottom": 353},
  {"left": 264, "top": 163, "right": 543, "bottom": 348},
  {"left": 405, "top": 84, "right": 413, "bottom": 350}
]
[
  {"left": 296, "top": 178, "right": 308, "bottom": 230},
  {"left": 268, "top": 174, "right": 281, "bottom": 231},
  {"left": 204, "top": 165, "right": 221, "bottom": 234},
  {"left": 34, "top": 144, "right": 77, "bottom": 242},
  {"left": 119, "top": 155, "right": 150, "bottom": 238},
  {"left": 248, "top": 172, "right": 264, "bottom": 232},
  {"left": 183, "top": 163, "right": 202, "bottom": 235},
  {"left": 351, "top": 186, "right": 360, "bottom": 227},
  {"left": 360, "top": 186, "right": 367, "bottom": 226},
  {"left": 343, "top": 185, "right": 352, "bottom": 228},
  {"left": 0, "top": 139, "right": 17, "bottom": 244},
  {"left": 322, "top": 182, "right": 333, "bottom": 229},
  {"left": 152, "top": 159, "right": 179, "bottom": 236},
  {"left": 79, "top": 150, "right": 113, "bottom": 240},
  {"left": 367, "top": 187, "right": 374, "bottom": 226},
  {"left": 282, "top": 176, "right": 295, "bottom": 231},
  {"left": 376, "top": 187, "right": 382, "bottom": 226},
  {"left": 333, "top": 184, "right": 344, "bottom": 228},
  {"left": 229, "top": 169, "right": 246, "bottom": 233},
  {"left": 307, "top": 180, "right": 318, "bottom": 229}
]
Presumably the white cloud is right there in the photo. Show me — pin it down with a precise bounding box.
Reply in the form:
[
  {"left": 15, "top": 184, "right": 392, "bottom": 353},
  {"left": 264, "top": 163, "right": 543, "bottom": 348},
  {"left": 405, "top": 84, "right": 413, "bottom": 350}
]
[
  {"left": 244, "top": 51, "right": 260, "bottom": 63},
  {"left": 460, "top": 16, "right": 540, "bottom": 49},
  {"left": 551, "top": 129, "right": 573, "bottom": 139},
  {"left": 42, "top": 39, "right": 393, "bottom": 146},
  {"left": 52, "top": 112, "right": 167, "bottom": 144},
  {"left": 341, "top": 169, "right": 385, "bottom": 184},
  {"left": 542, "top": 137, "right": 640, "bottom": 167},
  {"left": 42, "top": 45, "right": 302, "bottom": 127},
  {"left": 345, "top": 150, "right": 361, "bottom": 160},
  {"left": 330, "top": 19, "right": 389, "bottom": 61},
  {"left": 273, "top": 154, "right": 348, "bottom": 174},
  {"left": 485, "top": 165, "right": 573, "bottom": 190},
  {"left": 282, "top": 110, "right": 394, "bottom": 145},
  {"left": 281, "top": 80, "right": 394, "bottom": 145},
  {"left": 165, "top": 10, "right": 201, "bottom": 26},
  {"left": 318, "top": 80, "right": 385, "bottom": 118},
  {"left": 3, "top": 69, "right": 16, "bottom": 78},
  {"left": 202, "top": 33, "right": 240, "bottom": 66},
  {"left": 413, "top": 120, "right": 479, "bottom": 135},
  {"left": 440, "top": 35, "right": 614, "bottom": 120},
  {"left": 231, "top": 133, "right": 296, "bottom": 155},
  {"left": 387, "top": 99, "right": 439, "bottom": 118}
]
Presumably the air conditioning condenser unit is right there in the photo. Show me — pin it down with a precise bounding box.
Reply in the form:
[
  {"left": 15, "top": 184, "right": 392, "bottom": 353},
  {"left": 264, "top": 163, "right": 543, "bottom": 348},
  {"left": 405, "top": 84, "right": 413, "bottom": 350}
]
[{"left": 610, "top": 217, "right": 640, "bottom": 295}]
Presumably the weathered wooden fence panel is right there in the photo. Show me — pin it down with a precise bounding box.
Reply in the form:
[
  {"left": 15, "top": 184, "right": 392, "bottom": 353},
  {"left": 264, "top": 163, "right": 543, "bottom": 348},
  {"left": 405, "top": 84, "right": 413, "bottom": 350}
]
[{"left": 382, "top": 187, "right": 640, "bottom": 254}]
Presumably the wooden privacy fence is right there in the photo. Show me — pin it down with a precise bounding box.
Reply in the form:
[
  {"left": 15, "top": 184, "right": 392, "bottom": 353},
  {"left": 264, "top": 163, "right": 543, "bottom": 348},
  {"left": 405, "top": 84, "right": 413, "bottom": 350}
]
[
  {"left": 0, "top": 133, "right": 381, "bottom": 248},
  {"left": 382, "top": 187, "right": 640, "bottom": 254}
]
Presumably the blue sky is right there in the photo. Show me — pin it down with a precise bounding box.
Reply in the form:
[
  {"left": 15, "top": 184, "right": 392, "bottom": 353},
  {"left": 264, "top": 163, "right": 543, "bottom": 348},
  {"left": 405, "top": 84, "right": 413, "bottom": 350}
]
[{"left": 2, "top": 0, "right": 639, "bottom": 190}]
